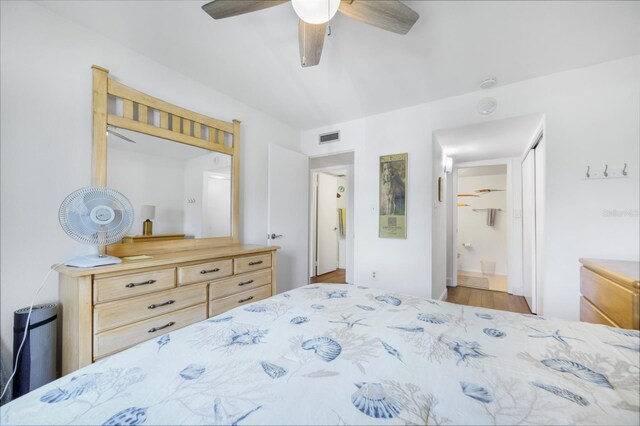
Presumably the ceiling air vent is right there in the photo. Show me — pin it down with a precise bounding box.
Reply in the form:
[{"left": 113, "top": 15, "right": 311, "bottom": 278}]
[{"left": 319, "top": 130, "right": 340, "bottom": 144}]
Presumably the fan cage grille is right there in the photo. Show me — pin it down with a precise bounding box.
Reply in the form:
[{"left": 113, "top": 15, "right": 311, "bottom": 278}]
[{"left": 59, "top": 186, "right": 134, "bottom": 246}]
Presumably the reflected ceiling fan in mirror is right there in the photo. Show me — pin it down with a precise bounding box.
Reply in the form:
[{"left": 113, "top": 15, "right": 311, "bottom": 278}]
[{"left": 202, "top": 0, "right": 420, "bottom": 67}]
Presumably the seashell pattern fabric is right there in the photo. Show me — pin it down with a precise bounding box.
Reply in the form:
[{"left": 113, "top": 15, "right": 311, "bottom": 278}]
[
  {"left": 179, "top": 364, "right": 206, "bottom": 380},
  {"left": 483, "top": 328, "right": 506, "bottom": 338},
  {"left": 261, "top": 361, "right": 288, "bottom": 379},
  {"left": 301, "top": 337, "right": 342, "bottom": 362},
  {"left": 460, "top": 381, "right": 492, "bottom": 403},
  {"left": 351, "top": 382, "right": 401, "bottom": 419},
  {"left": 2, "top": 284, "right": 638, "bottom": 425},
  {"left": 416, "top": 313, "right": 446, "bottom": 324},
  {"left": 290, "top": 316, "right": 310, "bottom": 325}
]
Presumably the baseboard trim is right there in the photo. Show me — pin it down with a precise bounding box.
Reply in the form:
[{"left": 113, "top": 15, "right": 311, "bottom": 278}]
[{"left": 437, "top": 288, "right": 448, "bottom": 301}]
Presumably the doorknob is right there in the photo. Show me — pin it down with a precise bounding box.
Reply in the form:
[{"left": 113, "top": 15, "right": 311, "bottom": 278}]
[{"left": 269, "top": 234, "right": 283, "bottom": 239}]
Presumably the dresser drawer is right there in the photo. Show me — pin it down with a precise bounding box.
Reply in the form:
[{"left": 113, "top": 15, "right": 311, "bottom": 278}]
[
  {"left": 94, "top": 268, "right": 176, "bottom": 304},
  {"left": 234, "top": 254, "right": 271, "bottom": 274},
  {"left": 178, "top": 259, "right": 233, "bottom": 285},
  {"left": 580, "top": 267, "right": 637, "bottom": 329},
  {"left": 94, "top": 284, "right": 207, "bottom": 333},
  {"left": 210, "top": 269, "right": 272, "bottom": 300},
  {"left": 580, "top": 297, "right": 618, "bottom": 327},
  {"left": 94, "top": 303, "right": 206, "bottom": 359},
  {"left": 209, "top": 284, "right": 271, "bottom": 317}
]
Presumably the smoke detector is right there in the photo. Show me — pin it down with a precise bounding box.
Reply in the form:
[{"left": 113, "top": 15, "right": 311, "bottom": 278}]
[
  {"left": 479, "top": 78, "right": 497, "bottom": 89},
  {"left": 477, "top": 97, "right": 498, "bottom": 115}
]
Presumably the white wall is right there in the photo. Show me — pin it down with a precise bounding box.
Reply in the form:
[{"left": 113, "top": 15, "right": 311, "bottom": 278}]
[
  {"left": 109, "top": 148, "right": 186, "bottom": 235},
  {"left": 301, "top": 55, "right": 640, "bottom": 317},
  {"left": 183, "top": 153, "right": 232, "bottom": 238},
  {"left": 431, "top": 140, "right": 447, "bottom": 300},
  {"left": 457, "top": 174, "right": 508, "bottom": 275},
  {"left": 0, "top": 0, "right": 300, "bottom": 376},
  {"left": 302, "top": 110, "right": 433, "bottom": 298}
]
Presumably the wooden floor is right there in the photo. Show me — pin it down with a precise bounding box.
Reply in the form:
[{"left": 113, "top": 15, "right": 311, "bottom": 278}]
[
  {"left": 446, "top": 286, "right": 532, "bottom": 314},
  {"left": 310, "top": 268, "right": 346, "bottom": 284}
]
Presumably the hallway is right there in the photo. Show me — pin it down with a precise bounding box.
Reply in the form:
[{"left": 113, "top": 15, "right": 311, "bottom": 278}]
[
  {"left": 446, "top": 286, "right": 532, "bottom": 314},
  {"left": 310, "top": 269, "right": 346, "bottom": 284}
]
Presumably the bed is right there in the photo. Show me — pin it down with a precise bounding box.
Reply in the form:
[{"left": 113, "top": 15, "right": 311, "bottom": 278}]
[{"left": 2, "top": 284, "right": 638, "bottom": 425}]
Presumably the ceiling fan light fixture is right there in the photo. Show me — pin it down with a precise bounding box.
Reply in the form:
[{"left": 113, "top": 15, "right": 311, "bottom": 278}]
[{"left": 292, "top": 0, "right": 340, "bottom": 24}]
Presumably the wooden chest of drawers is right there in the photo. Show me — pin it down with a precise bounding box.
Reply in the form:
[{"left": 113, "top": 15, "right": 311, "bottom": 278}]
[
  {"left": 57, "top": 245, "right": 277, "bottom": 374},
  {"left": 579, "top": 258, "right": 639, "bottom": 330}
]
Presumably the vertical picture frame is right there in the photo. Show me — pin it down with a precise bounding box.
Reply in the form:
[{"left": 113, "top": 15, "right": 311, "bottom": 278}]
[{"left": 379, "top": 153, "right": 408, "bottom": 239}]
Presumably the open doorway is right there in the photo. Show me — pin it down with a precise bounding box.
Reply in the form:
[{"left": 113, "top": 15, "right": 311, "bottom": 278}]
[
  {"left": 434, "top": 113, "right": 545, "bottom": 314},
  {"left": 456, "top": 164, "right": 508, "bottom": 292},
  {"left": 309, "top": 152, "right": 354, "bottom": 284}
]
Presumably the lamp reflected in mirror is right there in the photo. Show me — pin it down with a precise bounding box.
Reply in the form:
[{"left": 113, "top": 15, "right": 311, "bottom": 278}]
[{"left": 141, "top": 205, "right": 156, "bottom": 236}]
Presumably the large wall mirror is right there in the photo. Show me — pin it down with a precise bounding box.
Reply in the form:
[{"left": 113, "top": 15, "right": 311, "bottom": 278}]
[
  {"left": 91, "top": 65, "right": 240, "bottom": 256},
  {"left": 107, "top": 128, "right": 232, "bottom": 239}
]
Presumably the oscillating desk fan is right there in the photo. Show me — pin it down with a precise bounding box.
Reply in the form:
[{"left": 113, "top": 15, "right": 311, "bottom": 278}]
[{"left": 59, "top": 186, "right": 134, "bottom": 267}]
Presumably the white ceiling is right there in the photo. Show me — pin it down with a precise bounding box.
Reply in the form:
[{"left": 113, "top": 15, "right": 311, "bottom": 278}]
[
  {"left": 37, "top": 1, "right": 640, "bottom": 130},
  {"left": 434, "top": 112, "right": 543, "bottom": 163}
]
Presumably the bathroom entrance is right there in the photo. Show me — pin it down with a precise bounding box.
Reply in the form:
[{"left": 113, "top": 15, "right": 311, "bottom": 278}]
[{"left": 456, "top": 164, "right": 508, "bottom": 292}]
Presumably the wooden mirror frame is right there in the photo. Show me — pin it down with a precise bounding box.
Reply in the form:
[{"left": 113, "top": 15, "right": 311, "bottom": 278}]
[{"left": 91, "top": 65, "right": 240, "bottom": 257}]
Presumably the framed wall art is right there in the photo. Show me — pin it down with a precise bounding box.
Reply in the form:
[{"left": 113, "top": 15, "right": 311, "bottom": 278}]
[{"left": 379, "top": 153, "right": 407, "bottom": 239}]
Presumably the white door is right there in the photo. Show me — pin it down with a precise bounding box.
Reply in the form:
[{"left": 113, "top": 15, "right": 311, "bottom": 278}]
[
  {"left": 268, "top": 145, "right": 309, "bottom": 293},
  {"left": 522, "top": 150, "right": 537, "bottom": 313},
  {"left": 316, "top": 173, "right": 338, "bottom": 275}
]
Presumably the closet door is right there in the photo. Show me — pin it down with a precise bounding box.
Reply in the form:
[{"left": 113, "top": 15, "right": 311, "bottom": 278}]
[{"left": 522, "top": 150, "right": 537, "bottom": 313}]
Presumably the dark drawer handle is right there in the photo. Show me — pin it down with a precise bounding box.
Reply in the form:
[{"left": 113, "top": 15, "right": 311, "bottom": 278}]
[
  {"left": 125, "top": 279, "right": 156, "bottom": 288},
  {"left": 248, "top": 261, "right": 263, "bottom": 266},
  {"left": 148, "top": 321, "right": 175, "bottom": 333},
  {"left": 148, "top": 300, "right": 175, "bottom": 309},
  {"left": 238, "top": 280, "right": 254, "bottom": 286},
  {"left": 200, "top": 268, "right": 220, "bottom": 274},
  {"left": 238, "top": 296, "right": 254, "bottom": 304}
]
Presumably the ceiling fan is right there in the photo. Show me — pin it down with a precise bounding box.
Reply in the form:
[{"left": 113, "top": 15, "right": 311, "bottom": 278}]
[{"left": 202, "top": 0, "right": 419, "bottom": 67}]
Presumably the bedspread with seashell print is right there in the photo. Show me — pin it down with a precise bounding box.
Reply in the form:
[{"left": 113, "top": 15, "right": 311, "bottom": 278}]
[{"left": 2, "top": 284, "right": 638, "bottom": 425}]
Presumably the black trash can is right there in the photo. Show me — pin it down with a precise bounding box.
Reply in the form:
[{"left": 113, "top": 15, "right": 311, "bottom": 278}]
[{"left": 12, "top": 303, "right": 57, "bottom": 398}]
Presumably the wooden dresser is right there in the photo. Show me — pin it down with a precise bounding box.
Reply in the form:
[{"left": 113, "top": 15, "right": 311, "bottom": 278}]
[
  {"left": 579, "top": 258, "right": 639, "bottom": 330},
  {"left": 57, "top": 245, "right": 277, "bottom": 374}
]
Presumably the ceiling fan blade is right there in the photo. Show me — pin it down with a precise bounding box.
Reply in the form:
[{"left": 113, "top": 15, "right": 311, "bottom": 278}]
[
  {"left": 202, "top": 0, "right": 288, "bottom": 20},
  {"left": 339, "top": 0, "right": 419, "bottom": 35},
  {"left": 298, "top": 20, "right": 327, "bottom": 67}
]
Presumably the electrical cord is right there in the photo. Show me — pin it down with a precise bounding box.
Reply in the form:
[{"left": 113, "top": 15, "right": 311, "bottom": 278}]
[{"left": 0, "top": 264, "right": 60, "bottom": 401}]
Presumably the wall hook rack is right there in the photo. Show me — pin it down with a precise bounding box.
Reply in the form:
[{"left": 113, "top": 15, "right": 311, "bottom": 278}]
[{"left": 584, "top": 163, "right": 629, "bottom": 180}]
